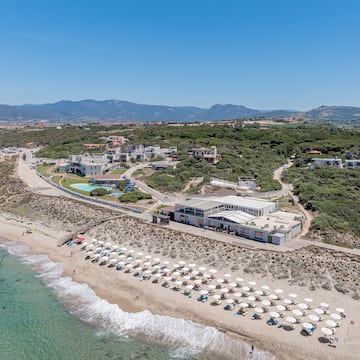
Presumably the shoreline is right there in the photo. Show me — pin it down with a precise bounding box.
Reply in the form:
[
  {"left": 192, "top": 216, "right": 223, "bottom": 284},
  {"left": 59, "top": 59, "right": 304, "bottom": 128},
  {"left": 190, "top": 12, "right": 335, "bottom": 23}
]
[{"left": 1, "top": 213, "right": 359, "bottom": 360}]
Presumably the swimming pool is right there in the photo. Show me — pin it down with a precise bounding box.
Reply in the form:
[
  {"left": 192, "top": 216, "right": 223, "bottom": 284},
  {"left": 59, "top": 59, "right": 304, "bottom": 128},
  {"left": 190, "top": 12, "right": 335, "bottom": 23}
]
[{"left": 70, "top": 183, "right": 113, "bottom": 192}]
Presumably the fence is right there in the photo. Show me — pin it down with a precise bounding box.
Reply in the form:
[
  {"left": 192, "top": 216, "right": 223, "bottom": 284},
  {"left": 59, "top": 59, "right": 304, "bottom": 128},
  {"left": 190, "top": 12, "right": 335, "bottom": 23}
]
[{"left": 36, "top": 172, "right": 143, "bottom": 214}]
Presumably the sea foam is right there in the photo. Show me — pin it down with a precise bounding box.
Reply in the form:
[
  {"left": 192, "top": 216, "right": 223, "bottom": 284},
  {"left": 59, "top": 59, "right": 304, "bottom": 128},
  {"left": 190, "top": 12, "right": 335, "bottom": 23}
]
[{"left": 1, "top": 239, "right": 275, "bottom": 360}]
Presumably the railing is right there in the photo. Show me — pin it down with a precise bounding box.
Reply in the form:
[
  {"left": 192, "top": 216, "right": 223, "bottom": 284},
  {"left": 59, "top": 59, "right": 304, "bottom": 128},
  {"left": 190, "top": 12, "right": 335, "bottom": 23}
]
[{"left": 35, "top": 172, "right": 143, "bottom": 214}]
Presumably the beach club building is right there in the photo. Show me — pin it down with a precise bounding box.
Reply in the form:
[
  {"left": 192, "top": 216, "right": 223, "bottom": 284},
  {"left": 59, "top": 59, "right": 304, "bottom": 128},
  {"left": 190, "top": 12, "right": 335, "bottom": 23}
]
[
  {"left": 174, "top": 196, "right": 302, "bottom": 244},
  {"left": 58, "top": 154, "right": 109, "bottom": 177}
]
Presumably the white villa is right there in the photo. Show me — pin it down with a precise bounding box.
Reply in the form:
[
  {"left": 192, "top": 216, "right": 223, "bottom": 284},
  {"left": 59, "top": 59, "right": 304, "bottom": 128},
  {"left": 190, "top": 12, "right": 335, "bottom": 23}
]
[{"left": 58, "top": 154, "right": 109, "bottom": 177}]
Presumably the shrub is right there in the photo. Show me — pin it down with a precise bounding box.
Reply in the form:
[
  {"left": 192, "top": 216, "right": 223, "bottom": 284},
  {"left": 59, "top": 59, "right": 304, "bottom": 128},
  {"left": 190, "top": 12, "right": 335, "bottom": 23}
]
[
  {"left": 90, "top": 188, "right": 109, "bottom": 196},
  {"left": 118, "top": 191, "right": 152, "bottom": 203}
]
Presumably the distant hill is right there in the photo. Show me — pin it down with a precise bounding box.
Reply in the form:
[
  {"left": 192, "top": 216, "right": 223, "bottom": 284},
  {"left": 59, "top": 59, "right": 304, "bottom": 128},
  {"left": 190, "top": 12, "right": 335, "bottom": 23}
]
[
  {"left": 297, "top": 105, "right": 360, "bottom": 124},
  {"left": 0, "top": 99, "right": 359, "bottom": 123}
]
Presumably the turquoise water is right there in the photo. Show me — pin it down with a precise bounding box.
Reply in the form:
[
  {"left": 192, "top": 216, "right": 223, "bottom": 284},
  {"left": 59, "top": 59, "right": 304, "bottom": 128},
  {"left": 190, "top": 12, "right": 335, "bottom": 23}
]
[
  {"left": 0, "top": 239, "right": 275, "bottom": 360},
  {"left": 70, "top": 183, "right": 113, "bottom": 192}
]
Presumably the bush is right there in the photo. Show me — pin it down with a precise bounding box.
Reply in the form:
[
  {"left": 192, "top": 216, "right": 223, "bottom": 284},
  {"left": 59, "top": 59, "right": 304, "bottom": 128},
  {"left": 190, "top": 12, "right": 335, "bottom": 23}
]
[
  {"left": 90, "top": 188, "right": 109, "bottom": 196},
  {"left": 118, "top": 191, "right": 152, "bottom": 203}
]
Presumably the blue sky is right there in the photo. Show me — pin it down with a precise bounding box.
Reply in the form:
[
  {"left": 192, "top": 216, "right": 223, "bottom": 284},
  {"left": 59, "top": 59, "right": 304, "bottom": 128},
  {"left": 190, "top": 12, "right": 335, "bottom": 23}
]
[{"left": 0, "top": 0, "right": 359, "bottom": 110}]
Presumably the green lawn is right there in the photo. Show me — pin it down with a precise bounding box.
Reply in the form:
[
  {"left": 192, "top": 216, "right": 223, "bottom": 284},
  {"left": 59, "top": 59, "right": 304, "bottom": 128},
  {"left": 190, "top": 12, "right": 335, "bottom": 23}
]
[
  {"left": 37, "top": 164, "right": 52, "bottom": 177},
  {"left": 61, "top": 177, "right": 91, "bottom": 196},
  {"left": 110, "top": 168, "right": 126, "bottom": 174}
]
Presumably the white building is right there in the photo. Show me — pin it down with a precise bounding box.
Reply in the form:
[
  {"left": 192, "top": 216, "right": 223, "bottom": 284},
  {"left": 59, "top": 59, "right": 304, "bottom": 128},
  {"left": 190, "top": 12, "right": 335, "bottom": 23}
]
[
  {"left": 174, "top": 196, "right": 302, "bottom": 244},
  {"left": 344, "top": 159, "right": 360, "bottom": 169},
  {"left": 58, "top": 154, "right": 108, "bottom": 177},
  {"left": 311, "top": 158, "right": 342, "bottom": 168}
]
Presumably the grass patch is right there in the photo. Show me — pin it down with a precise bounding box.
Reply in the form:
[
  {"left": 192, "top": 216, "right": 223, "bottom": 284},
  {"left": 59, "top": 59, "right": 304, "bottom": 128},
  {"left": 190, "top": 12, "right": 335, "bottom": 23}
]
[
  {"left": 110, "top": 168, "right": 126, "bottom": 174},
  {"left": 37, "top": 164, "right": 52, "bottom": 177},
  {"left": 61, "top": 177, "right": 90, "bottom": 196}
]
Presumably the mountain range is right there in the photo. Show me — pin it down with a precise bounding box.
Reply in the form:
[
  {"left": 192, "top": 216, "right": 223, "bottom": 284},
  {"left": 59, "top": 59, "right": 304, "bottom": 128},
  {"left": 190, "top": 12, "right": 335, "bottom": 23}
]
[{"left": 0, "top": 99, "right": 359, "bottom": 124}]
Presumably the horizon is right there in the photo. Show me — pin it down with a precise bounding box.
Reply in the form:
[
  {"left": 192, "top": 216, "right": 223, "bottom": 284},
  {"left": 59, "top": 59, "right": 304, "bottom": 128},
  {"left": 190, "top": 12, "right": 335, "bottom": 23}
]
[{"left": 1, "top": 0, "right": 360, "bottom": 109}]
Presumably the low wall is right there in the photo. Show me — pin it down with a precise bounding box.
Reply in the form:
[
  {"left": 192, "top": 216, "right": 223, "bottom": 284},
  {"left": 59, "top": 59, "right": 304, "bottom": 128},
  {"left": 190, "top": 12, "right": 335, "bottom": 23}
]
[{"left": 36, "top": 172, "right": 143, "bottom": 214}]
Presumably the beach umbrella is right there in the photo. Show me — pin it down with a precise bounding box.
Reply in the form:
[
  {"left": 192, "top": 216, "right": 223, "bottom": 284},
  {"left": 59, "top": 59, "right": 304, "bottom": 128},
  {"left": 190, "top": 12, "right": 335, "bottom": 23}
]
[
  {"left": 321, "top": 327, "right": 333, "bottom": 336},
  {"left": 236, "top": 277, "right": 244, "bottom": 283},
  {"left": 314, "top": 308, "right": 324, "bottom": 315},
  {"left": 183, "top": 275, "right": 191, "bottom": 281},
  {"left": 163, "top": 260, "right": 170, "bottom": 266},
  {"left": 126, "top": 263, "right": 133, "bottom": 268},
  {"left": 128, "top": 250, "right": 134, "bottom": 254},
  {"left": 217, "top": 278, "right": 225, "bottom": 284},
  {"left": 91, "top": 239, "right": 98, "bottom": 243},
  {"left": 137, "top": 252, "right": 143, "bottom": 257},
  {"left": 248, "top": 281, "right": 256, "bottom": 286},
  {"left": 209, "top": 269, "right": 217, "bottom": 274},
  {"left": 112, "top": 244, "right": 118, "bottom": 250},
  {"left": 331, "top": 313, "right": 342, "bottom": 321},
  {"left": 254, "top": 307, "right": 264, "bottom": 313},
  {"left": 229, "top": 282, "right": 237, "bottom": 288},
  {"left": 143, "top": 261, "right": 151, "bottom": 267},
  {"left": 173, "top": 264, "right": 180, "bottom": 269},
  {"left": 144, "top": 270, "right": 151, "bottom": 274},
  {"left": 98, "top": 241, "right": 104, "bottom": 246},
  {"left": 224, "top": 273, "right": 231, "bottom": 278},
  {"left": 186, "top": 284, "right": 194, "bottom": 290},
  {"left": 274, "top": 289, "right": 283, "bottom": 294},
  {"left": 220, "top": 288, "right": 229, "bottom": 293},
  {"left": 276, "top": 305, "right": 286, "bottom": 312},
  {"left": 86, "top": 251, "right": 93, "bottom": 256},
  {"left": 241, "top": 286, "right": 250, "bottom": 292},
  {"left": 154, "top": 273, "right": 162, "bottom": 278},
  {"left": 233, "top": 292, "right": 242, "bottom": 298},
  {"left": 135, "top": 266, "right": 142, "bottom": 271},
  {"left": 191, "top": 270, "right": 199, "bottom": 276},
  {"left": 101, "top": 256, "right": 109, "bottom": 262},
  {"left": 145, "top": 255, "right": 152, "bottom": 259},
  {"left": 200, "top": 290, "right": 209, "bottom": 295},
  {"left": 335, "top": 307, "right": 345, "bottom": 314},
  {"left": 302, "top": 323, "right": 313, "bottom": 330},
  {"left": 179, "top": 261, "right": 186, "bottom": 266},
  {"left": 203, "top": 274, "right": 211, "bottom": 279},
  {"left": 153, "top": 257, "right": 161, "bottom": 263},
  {"left": 117, "top": 261, "right": 125, "bottom": 266},
  {"left": 110, "top": 252, "right": 118, "bottom": 258},
  {"left": 198, "top": 266, "right": 206, "bottom": 272},
  {"left": 261, "top": 300, "right": 271, "bottom": 306},
  {"left": 283, "top": 299, "right": 292, "bottom": 305},
  {"left": 110, "top": 259, "right": 117, "bottom": 264},
  {"left": 297, "top": 303, "right": 308, "bottom": 310},
  {"left": 261, "top": 285, "right": 270, "bottom": 290},
  {"left": 182, "top": 267, "right": 190, "bottom": 272},
  {"left": 88, "top": 244, "right": 95, "bottom": 249},
  {"left": 289, "top": 293, "right": 298, "bottom": 299},
  {"left": 255, "top": 290, "right": 264, "bottom": 296},
  {"left": 96, "top": 247, "right": 103, "bottom": 252},
  {"left": 213, "top": 294, "right": 221, "bottom": 300},
  {"left": 175, "top": 280, "right": 183, "bottom": 286},
  {"left": 81, "top": 241, "right": 88, "bottom": 247},
  {"left": 269, "top": 294, "right": 278, "bottom": 300},
  {"left": 135, "top": 258, "right": 143, "bottom": 263},
  {"left": 286, "top": 316, "right": 296, "bottom": 324},
  {"left": 325, "top": 320, "right": 337, "bottom": 328},
  {"left": 153, "top": 265, "right": 161, "bottom": 270},
  {"left": 320, "top": 302, "right": 329, "bottom": 309},
  {"left": 270, "top": 312, "right": 280, "bottom": 318},
  {"left": 188, "top": 263, "right": 196, "bottom": 268},
  {"left": 119, "top": 247, "right": 127, "bottom": 252},
  {"left": 239, "top": 302, "right": 249, "bottom": 308},
  {"left": 162, "top": 268, "right": 170, "bottom": 272},
  {"left": 127, "top": 256, "right": 133, "bottom": 261},
  {"left": 173, "top": 271, "right": 180, "bottom": 277},
  {"left": 247, "top": 296, "right": 256, "bottom": 301},
  {"left": 226, "top": 299, "right": 234, "bottom": 304},
  {"left": 194, "top": 279, "right": 202, "bottom": 284},
  {"left": 292, "top": 309, "right": 303, "bottom": 317},
  {"left": 308, "top": 314, "right": 320, "bottom": 322},
  {"left": 118, "top": 254, "right": 126, "bottom": 259},
  {"left": 106, "top": 242, "right": 112, "bottom": 248},
  {"left": 208, "top": 284, "right": 216, "bottom": 290},
  {"left": 164, "top": 276, "right": 172, "bottom": 282}
]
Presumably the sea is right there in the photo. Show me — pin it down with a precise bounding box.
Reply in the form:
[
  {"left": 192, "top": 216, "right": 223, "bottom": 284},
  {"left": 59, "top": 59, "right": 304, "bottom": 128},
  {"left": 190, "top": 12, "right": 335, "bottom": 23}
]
[{"left": 0, "top": 238, "right": 275, "bottom": 360}]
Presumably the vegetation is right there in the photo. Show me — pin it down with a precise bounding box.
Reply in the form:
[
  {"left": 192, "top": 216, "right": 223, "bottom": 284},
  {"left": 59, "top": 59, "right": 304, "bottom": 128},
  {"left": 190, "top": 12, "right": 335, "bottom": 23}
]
[
  {"left": 37, "top": 163, "right": 52, "bottom": 177},
  {"left": 90, "top": 188, "right": 109, "bottom": 196},
  {"left": 283, "top": 166, "right": 360, "bottom": 235},
  {"left": 118, "top": 191, "right": 152, "bottom": 203}
]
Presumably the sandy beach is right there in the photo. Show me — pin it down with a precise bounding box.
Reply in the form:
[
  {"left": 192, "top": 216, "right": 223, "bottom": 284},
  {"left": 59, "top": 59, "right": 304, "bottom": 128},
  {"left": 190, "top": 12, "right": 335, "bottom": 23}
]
[{"left": 1, "top": 156, "right": 360, "bottom": 360}]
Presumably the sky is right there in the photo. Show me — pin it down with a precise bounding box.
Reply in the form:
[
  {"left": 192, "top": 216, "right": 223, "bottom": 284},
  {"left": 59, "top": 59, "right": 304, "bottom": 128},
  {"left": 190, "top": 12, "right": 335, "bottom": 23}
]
[{"left": 0, "top": 0, "right": 359, "bottom": 110}]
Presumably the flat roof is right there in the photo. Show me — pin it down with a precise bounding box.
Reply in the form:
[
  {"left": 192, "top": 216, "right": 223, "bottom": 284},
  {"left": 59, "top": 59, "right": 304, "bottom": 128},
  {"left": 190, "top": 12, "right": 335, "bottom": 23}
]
[
  {"left": 176, "top": 199, "right": 223, "bottom": 211},
  {"left": 209, "top": 195, "right": 276, "bottom": 210},
  {"left": 208, "top": 210, "right": 255, "bottom": 224},
  {"left": 94, "top": 174, "right": 122, "bottom": 180}
]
